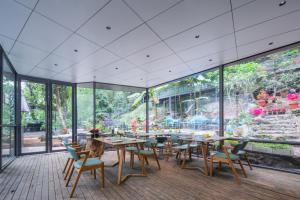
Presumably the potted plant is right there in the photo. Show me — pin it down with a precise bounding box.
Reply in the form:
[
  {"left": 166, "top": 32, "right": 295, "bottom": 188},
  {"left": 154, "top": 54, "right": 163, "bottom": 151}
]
[
  {"left": 286, "top": 92, "right": 299, "bottom": 110},
  {"left": 256, "top": 90, "right": 268, "bottom": 107},
  {"left": 89, "top": 128, "right": 99, "bottom": 138}
]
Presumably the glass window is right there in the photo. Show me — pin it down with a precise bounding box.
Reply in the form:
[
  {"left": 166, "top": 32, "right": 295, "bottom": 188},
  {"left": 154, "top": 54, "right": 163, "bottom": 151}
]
[
  {"left": 52, "top": 84, "right": 72, "bottom": 150},
  {"left": 223, "top": 45, "right": 300, "bottom": 172},
  {"left": 77, "top": 83, "right": 94, "bottom": 145},
  {"left": 95, "top": 86, "right": 146, "bottom": 134},
  {"left": 21, "top": 80, "right": 46, "bottom": 153},
  {"left": 149, "top": 69, "right": 220, "bottom": 136}
]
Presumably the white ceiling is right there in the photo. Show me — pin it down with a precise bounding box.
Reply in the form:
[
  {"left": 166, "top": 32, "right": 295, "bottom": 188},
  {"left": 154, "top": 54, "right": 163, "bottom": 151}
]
[{"left": 0, "top": 0, "right": 300, "bottom": 88}]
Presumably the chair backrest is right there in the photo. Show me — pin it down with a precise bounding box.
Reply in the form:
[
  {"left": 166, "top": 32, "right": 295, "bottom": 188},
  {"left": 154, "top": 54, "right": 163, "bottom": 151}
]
[
  {"left": 156, "top": 136, "right": 167, "bottom": 143},
  {"left": 231, "top": 140, "right": 248, "bottom": 154},
  {"left": 67, "top": 146, "right": 80, "bottom": 160},
  {"left": 62, "top": 141, "right": 71, "bottom": 147},
  {"left": 145, "top": 137, "right": 157, "bottom": 148},
  {"left": 171, "top": 134, "right": 179, "bottom": 144}
]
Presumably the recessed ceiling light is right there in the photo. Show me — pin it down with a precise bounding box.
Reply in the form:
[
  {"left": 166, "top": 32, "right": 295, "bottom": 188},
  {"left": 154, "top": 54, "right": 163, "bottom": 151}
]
[
  {"left": 54, "top": 63, "right": 58, "bottom": 66},
  {"left": 168, "top": 70, "right": 172, "bottom": 72},
  {"left": 115, "top": 66, "right": 118, "bottom": 70},
  {"left": 106, "top": 26, "right": 111, "bottom": 30},
  {"left": 279, "top": 0, "right": 287, "bottom": 6},
  {"left": 146, "top": 54, "right": 150, "bottom": 58},
  {"left": 195, "top": 35, "right": 200, "bottom": 39},
  {"left": 74, "top": 49, "right": 78, "bottom": 52},
  {"left": 208, "top": 59, "right": 213, "bottom": 62},
  {"left": 140, "top": 78, "right": 143, "bottom": 80},
  {"left": 268, "top": 42, "right": 274, "bottom": 45}
]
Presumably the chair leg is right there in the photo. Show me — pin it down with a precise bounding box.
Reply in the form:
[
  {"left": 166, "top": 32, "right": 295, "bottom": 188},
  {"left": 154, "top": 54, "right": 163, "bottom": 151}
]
[
  {"left": 66, "top": 166, "right": 75, "bottom": 187},
  {"left": 70, "top": 171, "right": 81, "bottom": 198},
  {"left": 238, "top": 159, "right": 247, "bottom": 178},
  {"left": 100, "top": 165, "right": 105, "bottom": 188},
  {"left": 245, "top": 154, "right": 253, "bottom": 170},
  {"left": 210, "top": 158, "right": 214, "bottom": 176},
  {"left": 228, "top": 161, "right": 240, "bottom": 184},
  {"left": 123, "top": 150, "right": 126, "bottom": 163},
  {"left": 145, "top": 157, "right": 149, "bottom": 165},
  {"left": 218, "top": 162, "right": 222, "bottom": 172},
  {"left": 181, "top": 150, "right": 187, "bottom": 168},
  {"left": 64, "top": 159, "right": 74, "bottom": 180},
  {"left": 94, "top": 169, "right": 96, "bottom": 179},
  {"left": 63, "top": 158, "right": 70, "bottom": 173}
]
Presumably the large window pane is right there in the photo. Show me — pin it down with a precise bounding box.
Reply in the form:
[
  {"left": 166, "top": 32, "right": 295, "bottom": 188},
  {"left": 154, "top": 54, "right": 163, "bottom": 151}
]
[
  {"left": 95, "top": 86, "right": 146, "bottom": 134},
  {"left": 2, "top": 56, "right": 15, "bottom": 165},
  {"left": 149, "top": 69, "right": 219, "bottom": 135},
  {"left": 224, "top": 45, "right": 300, "bottom": 172},
  {"left": 52, "top": 84, "right": 72, "bottom": 150},
  {"left": 77, "top": 83, "right": 94, "bottom": 145},
  {"left": 21, "top": 80, "right": 46, "bottom": 153}
]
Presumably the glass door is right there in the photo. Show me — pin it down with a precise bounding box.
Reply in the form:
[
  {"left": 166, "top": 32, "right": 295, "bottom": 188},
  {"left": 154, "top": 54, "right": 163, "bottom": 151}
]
[
  {"left": 51, "top": 84, "right": 72, "bottom": 151},
  {"left": 21, "top": 80, "right": 47, "bottom": 154}
]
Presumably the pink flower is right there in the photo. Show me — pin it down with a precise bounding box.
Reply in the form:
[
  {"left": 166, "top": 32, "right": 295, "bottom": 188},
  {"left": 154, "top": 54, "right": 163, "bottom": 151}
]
[
  {"left": 250, "top": 108, "right": 263, "bottom": 116},
  {"left": 287, "top": 93, "right": 299, "bottom": 101}
]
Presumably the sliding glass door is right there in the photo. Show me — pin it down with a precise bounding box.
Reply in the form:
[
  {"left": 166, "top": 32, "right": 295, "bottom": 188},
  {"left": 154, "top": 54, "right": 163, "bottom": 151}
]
[
  {"left": 21, "top": 80, "right": 47, "bottom": 154},
  {"left": 52, "top": 84, "right": 72, "bottom": 151}
]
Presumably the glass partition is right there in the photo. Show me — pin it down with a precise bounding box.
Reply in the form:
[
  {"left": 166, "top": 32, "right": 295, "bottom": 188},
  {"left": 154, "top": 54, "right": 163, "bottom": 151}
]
[
  {"left": 149, "top": 68, "right": 220, "bottom": 135},
  {"left": 76, "top": 83, "right": 94, "bottom": 145},
  {"left": 52, "top": 84, "right": 72, "bottom": 150},
  {"left": 1, "top": 54, "right": 16, "bottom": 167},
  {"left": 223, "top": 45, "right": 300, "bottom": 172},
  {"left": 95, "top": 83, "right": 146, "bottom": 134}
]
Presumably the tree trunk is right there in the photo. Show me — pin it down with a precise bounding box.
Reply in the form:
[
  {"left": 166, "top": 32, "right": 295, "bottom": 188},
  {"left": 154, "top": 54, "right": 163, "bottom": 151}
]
[{"left": 55, "top": 87, "right": 67, "bottom": 129}]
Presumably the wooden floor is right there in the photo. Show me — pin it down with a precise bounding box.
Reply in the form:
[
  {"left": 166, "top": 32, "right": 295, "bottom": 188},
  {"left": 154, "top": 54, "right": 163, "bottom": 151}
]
[{"left": 0, "top": 151, "right": 299, "bottom": 200}]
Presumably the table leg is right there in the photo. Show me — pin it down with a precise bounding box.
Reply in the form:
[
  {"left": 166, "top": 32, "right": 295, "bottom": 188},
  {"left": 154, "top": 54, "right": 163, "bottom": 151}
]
[{"left": 117, "top": 146, "right": 124, "bottom": 185}]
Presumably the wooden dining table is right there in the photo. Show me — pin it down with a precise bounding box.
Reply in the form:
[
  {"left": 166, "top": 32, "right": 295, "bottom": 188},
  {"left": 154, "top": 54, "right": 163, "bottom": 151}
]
[
  {"left": 178, "top": 136, "right": 229, "bottom": 175},
  {"left": 93, "top": 137, "right": 147, "bottom": 185}
]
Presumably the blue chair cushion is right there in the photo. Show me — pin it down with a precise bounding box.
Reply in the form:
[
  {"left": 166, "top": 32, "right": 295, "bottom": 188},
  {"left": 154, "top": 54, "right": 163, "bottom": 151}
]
[
  {"left": 134, "top": 149, "right": 154, "bottom": 155},
  {"left": 126, "top": 146, "right": 137, "bottom": 151},
  {"left": 175, "top": 144, "right": 189, "bottom": 150},
  {"left": 214, "top": 152, "right": 238, "bottom": 160},
  {"left": 74, "top": 158, "right": 103, "bottom": 168},
  {"left": 156, "top": 143, "right": 165, "bottom": 148},
  {"left": 237, "top": 150, "right": 246, "bottom": 155}
]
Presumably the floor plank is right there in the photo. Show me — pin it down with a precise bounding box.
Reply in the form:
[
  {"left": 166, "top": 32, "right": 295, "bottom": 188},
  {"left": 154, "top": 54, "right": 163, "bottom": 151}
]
[{"left": 0, "top": 151, "right": 299, "bottom": 200}]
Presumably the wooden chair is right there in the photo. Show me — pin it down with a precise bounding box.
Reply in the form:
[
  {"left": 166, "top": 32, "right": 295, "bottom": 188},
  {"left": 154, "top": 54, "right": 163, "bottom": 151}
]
[
  {"left": 231, "top": 141, "right": 252, "bottom": 170},
  {"left": 209, "top": 145, "right": 247, "bottom": 184},
  {"left": 66, "top": 146, "right": 105, "bottom": 198},
  {"left": 62, "top": 142, "right": 81, "bottom": 175},
  {"left": 132, "top": 138, "right": 161, "bottom": 172}
]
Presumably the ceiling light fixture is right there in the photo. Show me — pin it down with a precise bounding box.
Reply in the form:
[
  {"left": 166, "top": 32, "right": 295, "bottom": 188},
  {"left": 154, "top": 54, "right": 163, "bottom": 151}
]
[
  {"left": 140, "top": 78, "right": 143, "bottom": 80},
  {"left": 168, "top": 70, "right": 172, "bottom": 72},
  {"left": 195, "top": 35, "right": 200, "bottom": 39},
  {"left": 54, "top": 63, "right": 58, "bottom": 66},
  {"left": 106, "top": 26, "right": 111, "bottom": 30},
  {"left": 146, "top": 54, "right": 150, "bottom": 58},
  {"left": 208, "top": 59, "right": 213, "bottom": 62},
  {"left": 74, "top": 49, "right": 78, "bottom": 52},
  {"left": 279, "top": 0, "right": 287, "bottom": 6},
  {"left": 268, "top": 42, "right": 274, "bottom": 45},
  {"left": 115, "top": 66, "right": 119, "bottom": 70}
]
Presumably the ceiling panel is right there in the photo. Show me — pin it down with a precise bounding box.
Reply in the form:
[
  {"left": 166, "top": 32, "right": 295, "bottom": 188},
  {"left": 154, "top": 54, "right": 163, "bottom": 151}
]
[
  {"left": 236, "top": 10, "right": 300, "bottom": 46},
  {"left": 126, "top": 42, "right": 173, "bottom": 66},
  {"left": 113, "top": 67, "right": 146, "bottom": 81},
  {"left": 36, "top": 0, "right": 109, "bottom": 31},
  {"left": 139, "top": 54, "right": 183, "bottom": 73},
  {"left": 8, "top": 57, "right": 34, "bottom": 74},
  {"left": 30, "top": 67, "right": 57, "bottom": 79},
  {"left": 106, "top": 24, "right": 161, "bottom": 57},
  {"left": 18, "top": 12, "right": 72, "bottom": 52},
  {"left": 77, "top": 0, "right": 142, "bottom": 46},
  {"left": 77, "top": 48, "right": 120, "bottom": 70},
  {"left": 62, "top": 63, "right": 95, "bottom": 77},
  {"left": 237, "top": 28, "right": 300, "bottom": 59},
  {"left": 178, "top": 34, "right": 236, "bottom": 62},
  {"left": 15, "top": 0, "right": 38, "bottom": 9},
  {"left": 0, "top": 0, "right": 31, "bottom": 39},
  {"left": 9, "top": 41, "right": 49, "bottom": 67},
  {"left": 148, "top": 0, "right": 231, "bottom": 39},
  {"left": 53, "top": 34, "right": 100, "bottom": 62},
  {"left": 95, "top": 59, "right": 136, "bottom": 76},
  {"left": 186, "top": 48, "right": 237, "bottom": 72},
  {"left": 124, "top": 0, "right": 181, "bottom": 21},
  {"left": 234, "top": 0, "right": 300, "bottom": 31},
  {"left": 165, "top": 12, "right": 233, "bottom": 52},
  {"left": 37, "top": 53, "right": 75, "bottom": 72},
  {"left": 231, "top": 0, "right": 254, "bottom": 9},
  {"left": 0, "top": 34, "right": 15, "bottom": 53}
]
